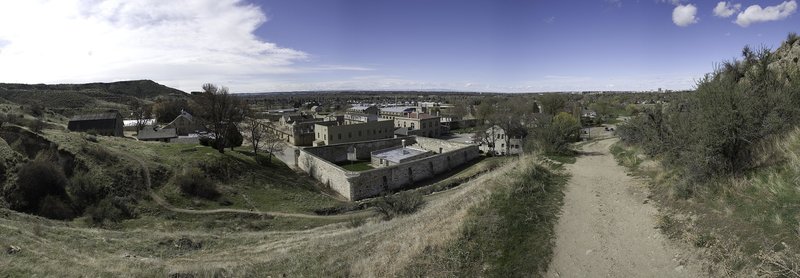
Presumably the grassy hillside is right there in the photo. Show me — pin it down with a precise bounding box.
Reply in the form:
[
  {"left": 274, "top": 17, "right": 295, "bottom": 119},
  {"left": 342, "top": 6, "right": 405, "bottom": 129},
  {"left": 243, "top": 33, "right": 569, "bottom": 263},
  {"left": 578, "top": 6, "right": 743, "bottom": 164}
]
[
  {"left": 0, "top": 155, "right": 564, "bottom": 276},
  {"left": 0, "top": 80, "right": 187, "bottom": 117}
]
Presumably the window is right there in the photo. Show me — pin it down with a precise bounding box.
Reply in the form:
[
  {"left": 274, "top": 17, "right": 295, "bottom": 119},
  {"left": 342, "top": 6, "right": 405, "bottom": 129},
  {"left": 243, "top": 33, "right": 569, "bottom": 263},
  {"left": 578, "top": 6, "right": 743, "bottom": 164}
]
[
  {"left": 338, "top": 134, "right": 341, "bottom": 140},
  {"left": 411, "top": 123, "right": 415, "bottom": 129},
  {"left": 348, "top": 132, "right": 352, "bottom": 138},
  {"left": 358, "top": 130, "right": 362, "bottom": 136}
]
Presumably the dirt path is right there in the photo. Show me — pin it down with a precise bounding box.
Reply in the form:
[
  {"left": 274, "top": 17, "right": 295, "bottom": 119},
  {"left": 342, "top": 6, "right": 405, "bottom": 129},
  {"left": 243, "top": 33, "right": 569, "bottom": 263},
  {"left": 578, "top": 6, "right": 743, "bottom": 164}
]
[{"left": 548, "top": 139, "right": 703, "bottom": 277}]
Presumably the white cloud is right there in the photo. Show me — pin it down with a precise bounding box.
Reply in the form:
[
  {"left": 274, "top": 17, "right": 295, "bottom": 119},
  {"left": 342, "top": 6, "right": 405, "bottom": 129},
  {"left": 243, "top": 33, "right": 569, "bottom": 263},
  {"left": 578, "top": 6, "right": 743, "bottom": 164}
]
[
  {"left": 735, "top": 0, "right": 797, "bottom": 27},
  {"left": 672, "top": 4, "right": 699, "bottom": 27},
  {"left": 0, "top": 0, "right": 368, "bottom": 93},
  {"left": 606, "top": 0, "right": 622, "bottom": 8},
  {"left": 713, "top": 2, "right": 741, "bottom": 18}
]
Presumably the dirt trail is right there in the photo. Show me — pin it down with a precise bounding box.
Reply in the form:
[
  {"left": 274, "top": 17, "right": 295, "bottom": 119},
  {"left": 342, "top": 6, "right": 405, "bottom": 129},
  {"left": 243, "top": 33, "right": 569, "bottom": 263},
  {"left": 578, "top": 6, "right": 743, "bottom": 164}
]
[{"left": 548, "top": 139, "right": 703, "bottom": 277}]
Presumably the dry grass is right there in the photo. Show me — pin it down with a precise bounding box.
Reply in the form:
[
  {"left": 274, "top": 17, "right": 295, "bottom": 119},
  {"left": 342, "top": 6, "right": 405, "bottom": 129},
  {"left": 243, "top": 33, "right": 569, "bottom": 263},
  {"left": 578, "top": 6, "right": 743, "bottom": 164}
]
[
  {"left": 0, "top": 155, "right": 540, "bottom": 276},
  {"left": 613, "top": 129, "right": 800, "bottom": 277}
]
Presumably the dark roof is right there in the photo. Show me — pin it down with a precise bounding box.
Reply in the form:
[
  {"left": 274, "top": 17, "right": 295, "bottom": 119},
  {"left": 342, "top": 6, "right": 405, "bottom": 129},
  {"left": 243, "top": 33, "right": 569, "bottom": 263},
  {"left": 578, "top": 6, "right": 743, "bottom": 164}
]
[
  {"left": 69, "top": 112, "right": 120, "bottom": 121},
  {"left": 137, "top": 127, "right": 178, "bottom": 140}
]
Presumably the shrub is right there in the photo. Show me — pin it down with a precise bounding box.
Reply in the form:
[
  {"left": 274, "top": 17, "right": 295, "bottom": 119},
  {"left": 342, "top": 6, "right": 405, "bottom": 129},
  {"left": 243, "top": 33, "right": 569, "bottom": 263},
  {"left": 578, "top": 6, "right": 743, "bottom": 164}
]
[
  {"left": 87, "top": 198, "right": 124, "bottom": 225},
  {"left": 374, "top": 191, "right": 425, "bottom": 220},
  {"left": 68, "top": 171, "right": 104, "bottom": 212},
  {"left": 176, "top": 167, "right": 219, "bottom": 200},
  {"left": 198, "top": 136, "right": 213, "bottom": 146},
  {"left": 787, "top": 32, "right": 799, "bottom": 46},
  {"left": 37, "top": 195, "right": 74, "bottom": 220},
  {"left": 526, "top": 112, "right": 581, "bottom": 155},
  {"left": 6, "top": 160, "right": 70, "bottom": 215}
]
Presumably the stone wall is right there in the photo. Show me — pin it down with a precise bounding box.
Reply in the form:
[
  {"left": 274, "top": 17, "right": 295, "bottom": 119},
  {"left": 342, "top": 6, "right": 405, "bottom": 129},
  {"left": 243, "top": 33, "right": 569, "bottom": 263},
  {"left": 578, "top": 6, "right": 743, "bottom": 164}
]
[
  {"left": 296, "top": 149, "right": 355, "bottom": 199},
  {"left": 297, "top": 136, "right": 479, "bottom": 200},
  {"left": 348, "top": 144, "right": 479, "bottom": 200}
]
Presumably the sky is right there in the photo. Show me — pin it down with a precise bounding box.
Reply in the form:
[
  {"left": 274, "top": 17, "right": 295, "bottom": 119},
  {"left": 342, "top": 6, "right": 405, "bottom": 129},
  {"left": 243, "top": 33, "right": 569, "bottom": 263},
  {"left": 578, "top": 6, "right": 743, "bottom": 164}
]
[{"left": 0, "top": 0, "right": 798, "bottom": 93}]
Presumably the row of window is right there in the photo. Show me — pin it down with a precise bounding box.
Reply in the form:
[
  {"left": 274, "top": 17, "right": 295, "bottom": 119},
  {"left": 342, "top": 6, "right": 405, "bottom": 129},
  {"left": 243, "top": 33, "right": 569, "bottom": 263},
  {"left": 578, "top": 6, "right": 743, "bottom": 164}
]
[{"left": 317, "top": 128, "right": 392, "bottom": 141}]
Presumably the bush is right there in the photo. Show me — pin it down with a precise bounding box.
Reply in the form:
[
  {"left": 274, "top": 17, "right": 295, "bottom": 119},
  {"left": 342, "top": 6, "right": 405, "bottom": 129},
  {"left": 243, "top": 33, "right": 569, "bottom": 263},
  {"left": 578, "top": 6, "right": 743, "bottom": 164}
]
[
  {"left": 6, "top": 160, "right": 70, "bottom": 215},
  {"left": 37, "top": 195, "right": 74, "bottom": 220},
  {"left": 198, "top": 136, "right": 213, "bottom": 146},
  {"left": 374, "top": 191, "right": 425, "bottom": 220},
  {"left": 87, "top": 198, "right": 124, "bottom": 225},
  {"left": 527, "top": 112, "right": 581, "bottom": 155},
  {"left": 617, "top": 42, "right": 800, "bottom": 186},
  {"left": 176, "top": 167, "right": 219, "bottom": 200},
  {"left": 68, "top": 171, "right": 104, "bottom": 212}
]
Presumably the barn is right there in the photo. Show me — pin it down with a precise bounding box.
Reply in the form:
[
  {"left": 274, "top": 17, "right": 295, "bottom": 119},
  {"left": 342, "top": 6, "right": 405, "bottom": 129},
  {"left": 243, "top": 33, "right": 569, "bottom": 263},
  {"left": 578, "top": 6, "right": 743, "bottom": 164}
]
[{"left": 68, "top": 111, "right": 124, "bottom": 137}]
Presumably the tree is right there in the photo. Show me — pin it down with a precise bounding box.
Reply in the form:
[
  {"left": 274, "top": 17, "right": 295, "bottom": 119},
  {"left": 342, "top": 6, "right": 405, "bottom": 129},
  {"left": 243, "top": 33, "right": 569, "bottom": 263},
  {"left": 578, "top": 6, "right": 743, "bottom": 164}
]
[
  {"left": 243, "top": 116, "right": 265, "bottom": 161},
  {"left": 475, "top": 100, "right": 496, "bottom": 122},
  {"left": 261, "top": 122, "right": 284, "bottom": 164},
  {"left": 527, "top": 112, "right": 581, "bottom": 155},
  {"left": 153, "top": 98, "right": 190, "bottom": 123},
  {"left": 131, "top": 102, "right": 152, "bottom": 134},
  {"left": 448, "top": 99, "right": 470, "bottom": 118},
  {"left": 538, "top": 94, "right": 568, "bottom": 116},
  {"left": 487, "top": 108, "right": 526, "bottom": 155},
  {"left": 191, "top": 83, "right": 247, "bottom": 153}
]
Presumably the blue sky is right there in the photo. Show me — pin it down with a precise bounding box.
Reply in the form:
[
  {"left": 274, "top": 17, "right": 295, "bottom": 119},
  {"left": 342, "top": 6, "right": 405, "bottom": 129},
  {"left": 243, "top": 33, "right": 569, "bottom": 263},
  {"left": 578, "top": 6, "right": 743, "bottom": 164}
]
[{"left": 0, "top": 0, "right": 797, "bottom": 93}]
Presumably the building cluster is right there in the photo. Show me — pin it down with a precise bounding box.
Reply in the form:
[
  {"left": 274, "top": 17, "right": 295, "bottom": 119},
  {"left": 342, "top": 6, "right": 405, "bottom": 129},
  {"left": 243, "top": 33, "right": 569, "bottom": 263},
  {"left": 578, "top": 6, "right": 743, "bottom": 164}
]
[
  {"left": 261, "top": 104, "right": 477, "bottom": 147},
  {"left": 68, "top": 109, "right": 204, "bottom": 143}
]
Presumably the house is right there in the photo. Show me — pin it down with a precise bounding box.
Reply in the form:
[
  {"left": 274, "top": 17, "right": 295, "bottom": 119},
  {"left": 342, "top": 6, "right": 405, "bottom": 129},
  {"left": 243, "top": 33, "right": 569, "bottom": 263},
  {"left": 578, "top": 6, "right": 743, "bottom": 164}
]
[
  {"left": 68, "top": 111, "right": 124, "bottom": 136},
  {"left": 313, "top": 119, "right": 395, "bottom": 146},
  {"left": 477, "top": 125, "right": 525, "bottom": 156},
  {"left": 136, "top": 127, "right": 178, "bottom": 142},
  {"left": 392, "top": 113, "right": 441, "bottom": 138},
  {"left": 309, "top": 105, "right": 323, "bottom": 113},
  {"left": 163, "top": 110, "right": 202, "bottom": 136}
]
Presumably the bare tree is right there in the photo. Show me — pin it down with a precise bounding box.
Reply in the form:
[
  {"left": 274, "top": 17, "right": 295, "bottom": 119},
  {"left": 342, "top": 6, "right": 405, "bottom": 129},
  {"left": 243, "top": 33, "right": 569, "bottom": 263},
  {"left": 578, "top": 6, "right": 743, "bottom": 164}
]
[
  {"left": 131, "top": 102, "right": 152, "bottom": 134},
  {"left": 191, "top": 83, "right": 247, "bottom": 153},
  {"left": 262, "top": 122, "right": 284, "bottom": 164},
  {"left": 243, "top": 116, "right": 265, "bottom": 161}
]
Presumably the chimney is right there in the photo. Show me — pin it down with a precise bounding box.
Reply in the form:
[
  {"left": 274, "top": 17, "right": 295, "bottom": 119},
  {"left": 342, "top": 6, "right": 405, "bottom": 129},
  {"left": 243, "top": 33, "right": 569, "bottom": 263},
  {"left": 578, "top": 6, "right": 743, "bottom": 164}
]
[{"left": 402, "top": 139, "right": 406, "bottom": 148}]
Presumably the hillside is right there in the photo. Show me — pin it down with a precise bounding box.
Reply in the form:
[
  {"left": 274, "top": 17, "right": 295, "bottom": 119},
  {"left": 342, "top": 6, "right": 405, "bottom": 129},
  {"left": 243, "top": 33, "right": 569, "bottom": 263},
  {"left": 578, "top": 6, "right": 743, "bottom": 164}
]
[
  {"left": 0, "top": 80, "right": 187, "bottom": 116},
  {"left": 614, "top": 33, "right": 800, "bottom": 276}
]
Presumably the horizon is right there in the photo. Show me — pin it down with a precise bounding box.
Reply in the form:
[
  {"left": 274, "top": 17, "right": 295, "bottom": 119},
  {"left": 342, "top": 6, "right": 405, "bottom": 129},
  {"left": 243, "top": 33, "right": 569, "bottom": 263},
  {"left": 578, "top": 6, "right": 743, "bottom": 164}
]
[{"left": 0, "top": 0, "right": 798, "bottom": 93}]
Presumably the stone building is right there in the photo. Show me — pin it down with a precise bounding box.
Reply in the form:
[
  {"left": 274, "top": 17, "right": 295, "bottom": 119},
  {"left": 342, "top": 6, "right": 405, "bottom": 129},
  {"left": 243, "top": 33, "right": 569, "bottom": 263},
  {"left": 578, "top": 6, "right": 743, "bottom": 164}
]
[
  {"left": 297, "top": 136, "right": 479, "bottom": 200},
  {"left": 313, "top": 119, "right": 394, "bottom": 146},
  {"left": 392, "top": 112, "right": 441, "bottom": 138},
  {"left": 68, "top": 111, "right": 124, "bottom": 136}
]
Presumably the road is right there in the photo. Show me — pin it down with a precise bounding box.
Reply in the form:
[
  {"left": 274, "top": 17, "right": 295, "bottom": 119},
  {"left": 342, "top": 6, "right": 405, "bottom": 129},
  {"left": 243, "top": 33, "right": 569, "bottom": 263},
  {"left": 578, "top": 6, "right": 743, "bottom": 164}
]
[{"left": 547, "top": 138, "right": 703, "bottom": 277}]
